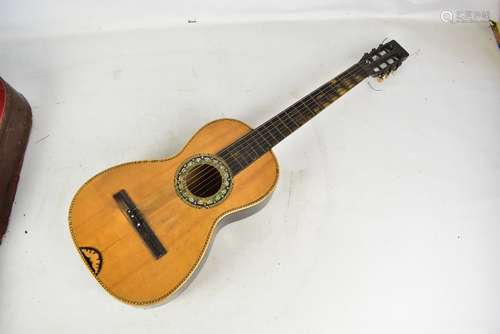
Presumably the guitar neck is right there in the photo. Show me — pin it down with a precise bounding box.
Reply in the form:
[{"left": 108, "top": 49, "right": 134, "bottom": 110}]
[{"left": 218, "top": 62, "right": 368, "bottom": 175}]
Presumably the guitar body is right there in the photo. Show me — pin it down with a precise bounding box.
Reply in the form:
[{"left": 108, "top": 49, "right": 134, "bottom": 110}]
[{"left": 69, "top": 119, "right": 279, "bottom": 305}]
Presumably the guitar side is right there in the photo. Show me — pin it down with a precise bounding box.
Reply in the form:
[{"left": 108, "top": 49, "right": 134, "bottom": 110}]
[{"left": 69, "top": 119, "right": 279, "bottom": 305}]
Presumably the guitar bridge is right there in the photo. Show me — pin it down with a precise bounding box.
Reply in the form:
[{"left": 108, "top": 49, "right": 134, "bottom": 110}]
[{"left": 113, "top": 189, "right": 167, "bottom": 259}]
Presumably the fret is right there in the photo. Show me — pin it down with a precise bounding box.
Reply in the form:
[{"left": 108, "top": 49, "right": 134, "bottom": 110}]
[
  {"left": 224, "top": 141, "right": 257, "bottom": 171},
  {"left": 346, "top": 78, "right": 356, "bottom": 89},
  {"left": 311, "top": 89, "right": 330, "bottom": 106},
  {"left": 322, "top": 84, "right": 339, "bottom": 101},
  {"left": 284, "top": 111, "right": 300, "bottom": 129},
  {"left": 273, "top": 114, "right": 293, "bottom": 138},
  {"left": 292, "top": 103, "right": 310, "bottom": 122},
  {"left": 221, "top": 145, "right": 244, "bottom": 168},
  {"left": 236, "top": 139, "right": 259, "bottom": 162},
  {"left": 322, "top": 84, "right": 340, "bottom": 102},
  {"left": 236, "top": 147, "right": 253, "bottom": 167},
  {"left": 246, "top": 135, "right": 266, "bottom": 156},
  {"left": 319, "top": 84, "right": 336, "bottom": 99},
  {"left": 216, "top": 62, "right": 368, "bottom": 176},
  {"left": 346, "top": 72, "right": 362, "bottom": 86},
  {"left": 293, "top": 104, "right": 310, "bottom": 123},
  {"left": 278, "top": 112, "right": 297, "bottom": 131},
  {"left": 287, "top": 106, "right": 305, "bottom": 126},
  {"left": 337, "top": 72, "right": 358, "bottom": 91},
  {"left": 234, "top": 135, "right": 263, "bottom": 162},
  {"left": 263, "top": 121, "right": 286, "bottom": 142},
  {"left": 337, "top": 79, "right": 350, "bottom": 94},
  {"left": 301, "top": 98, "right": 318, "bottom": 116},
  {"left": 254, "top": 129, "right": 274, "bottom": 149},
  {"left": 258, "top": 124, "right": 280, "bottom": 145},
  {"left": 253, "top": 132, "right": 273, "bottom": 156},
  {"left": 354, "top": 73, "right": 365, "bottom": 83},
  {"left": 271, "top": 123, "right": 286, "bottom": 142},
  {"left": 221, "top": 144, "right": 251, "bottom": 171},
  {"left": 304, "top": 95, "right": 322, "bottom": 114},
  {"left": 335, "top": 77, "right": 349, "bottom": 90},
  {"left": 229, "top": 151, "right": 244, "bottom": 169}
]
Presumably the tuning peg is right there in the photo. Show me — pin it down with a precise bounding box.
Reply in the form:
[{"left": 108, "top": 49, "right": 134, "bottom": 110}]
[{"left": 376, "top": 71, "right": 391, "bottom": 82}]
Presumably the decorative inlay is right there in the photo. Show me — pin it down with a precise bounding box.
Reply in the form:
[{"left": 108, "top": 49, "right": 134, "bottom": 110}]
[
  {"left": 175, "top": 154, "right": 232, "bottom": 208},
  {"left": 80, "top": 247, "right": 103, "bottom": 275}
]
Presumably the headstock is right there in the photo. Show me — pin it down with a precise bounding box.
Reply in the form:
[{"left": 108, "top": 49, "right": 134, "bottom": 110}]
[{"left": 359, "top": 40, "right": 409, "bottom": 81}]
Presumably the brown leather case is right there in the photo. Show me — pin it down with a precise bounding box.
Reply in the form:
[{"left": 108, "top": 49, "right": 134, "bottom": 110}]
[{"left": 0, "top": 78, "right": 32, "bottom": 241}]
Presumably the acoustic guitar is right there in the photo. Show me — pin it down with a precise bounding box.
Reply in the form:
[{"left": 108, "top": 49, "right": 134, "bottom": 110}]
[{"left": 69, "top": 40, "right": 409, "bottom": 305}]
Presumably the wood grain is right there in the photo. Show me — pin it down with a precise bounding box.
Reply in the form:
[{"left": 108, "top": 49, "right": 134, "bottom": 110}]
[{"left": 69, "top": 119, "right": 279, "bottom": 305}]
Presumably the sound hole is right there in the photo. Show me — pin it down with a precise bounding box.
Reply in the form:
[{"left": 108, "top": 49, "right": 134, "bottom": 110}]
[{"left": 186, "top": 164, "right": 222, "bottom": 198}]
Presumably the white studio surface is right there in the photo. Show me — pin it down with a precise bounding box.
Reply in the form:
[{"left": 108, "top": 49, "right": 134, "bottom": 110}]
[{"left": 1, "top": 3, "right": 500, "bottom": 334}]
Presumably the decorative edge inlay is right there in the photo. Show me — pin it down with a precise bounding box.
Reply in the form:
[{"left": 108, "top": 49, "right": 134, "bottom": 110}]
[
  {"left": 79, "top": 247, "right": 103, "bottom": 275},
  {"left": 175, "top": 154, "right": 232, "bottom": 208}
]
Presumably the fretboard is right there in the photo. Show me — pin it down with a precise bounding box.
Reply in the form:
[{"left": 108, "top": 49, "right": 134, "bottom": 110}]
[{"left": 217, "top": 62, "right": 367, "bottom": 175}]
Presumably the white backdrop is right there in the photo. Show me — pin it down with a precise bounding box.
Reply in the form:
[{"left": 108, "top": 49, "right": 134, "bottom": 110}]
[
  {"left": 1, "top": 1, "right": 499, "bottom": 334},
  {"left": 1, "top": 0, "right": 499, "bottom": 36}
]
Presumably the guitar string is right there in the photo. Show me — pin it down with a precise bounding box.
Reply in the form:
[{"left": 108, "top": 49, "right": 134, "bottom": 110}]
[
  {"left": 197, "top": 49, "right": 399, "bottom": 188},
  {"left": 184, "top": 65, "right": 367, "bottom": 194},
  {"left": 183, "top": 65, "right": 368, "bottom": 196},
  {"left": 185, "top": 46, "right": 399, "bottom": 189},
  {"left": 201, "top": 64, "right": 365, "bottom": 179},
  {"left": 187, "top": 80, "right": 365, "bottom": 196},
  {"left": 222, "top": 64, "right": 364, "bottom": 159},
  {"left": 185, "top": 65, "right": 368, "bottom": 195},
  {"left": 220, "top": 64, "right": 366, "bottom": 171},
  {"left": 186, "top": 65, "right": 368, "bottom": 196}
]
